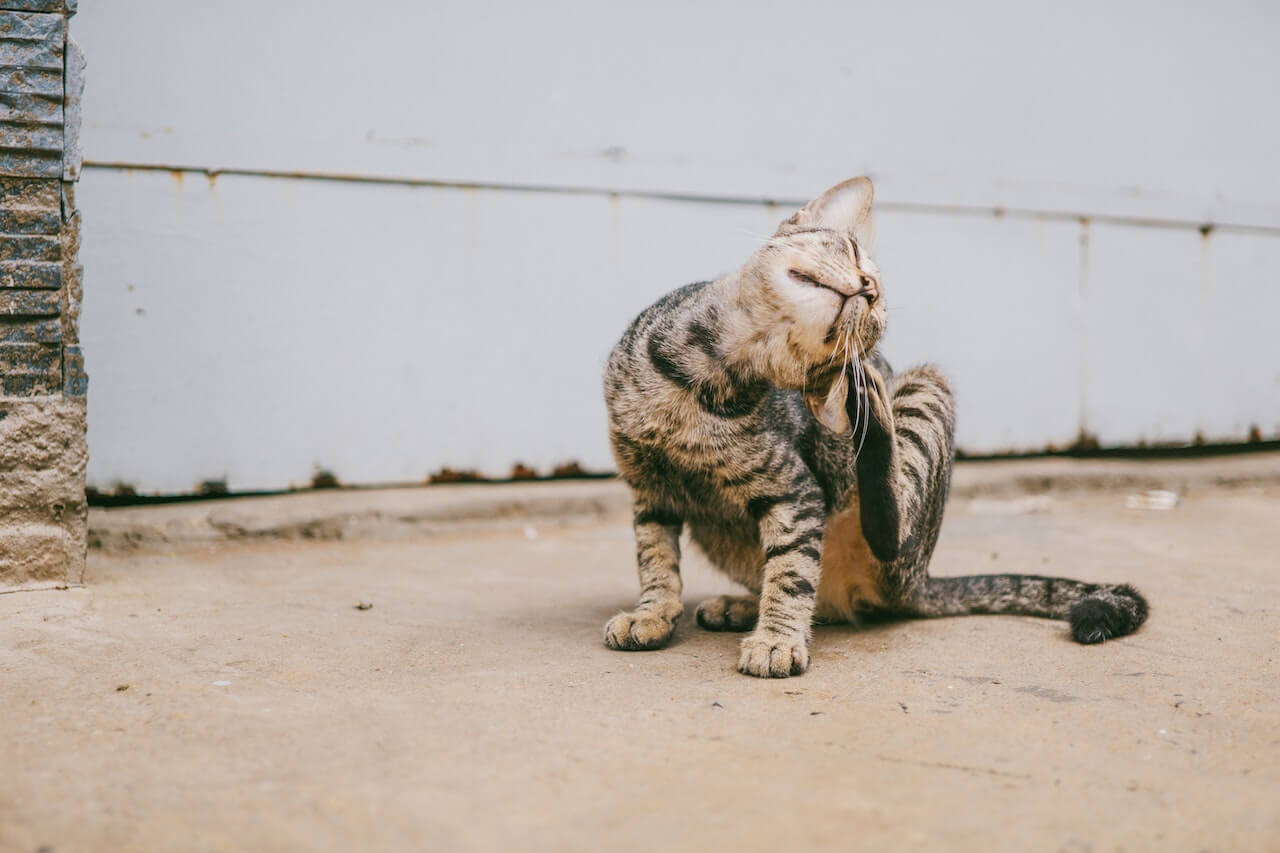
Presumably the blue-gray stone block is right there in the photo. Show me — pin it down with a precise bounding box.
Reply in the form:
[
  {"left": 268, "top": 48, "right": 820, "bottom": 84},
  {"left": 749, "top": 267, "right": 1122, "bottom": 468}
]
[{"left": 62, "top": 342, "right": 83, "bottom": 395}]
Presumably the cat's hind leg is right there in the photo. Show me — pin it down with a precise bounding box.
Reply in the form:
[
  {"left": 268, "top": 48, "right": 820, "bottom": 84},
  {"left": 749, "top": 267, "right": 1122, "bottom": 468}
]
[
  {"left": 604, "top": 499, "right": 684, "bottom": 651},
  {"left": 695, "top": 595, "right": 758, "bottom": 631},
  {"left": 858, "top": 364, "right": 1150, "bottom": 642}
]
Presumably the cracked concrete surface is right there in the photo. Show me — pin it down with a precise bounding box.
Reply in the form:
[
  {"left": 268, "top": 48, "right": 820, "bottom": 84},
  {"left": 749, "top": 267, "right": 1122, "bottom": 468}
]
[{"left": 2, "top": 474, "right": 1278, "bottom": 851}]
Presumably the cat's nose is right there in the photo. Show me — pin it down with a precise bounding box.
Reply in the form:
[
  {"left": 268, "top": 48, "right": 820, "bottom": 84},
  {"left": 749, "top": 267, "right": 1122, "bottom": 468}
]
[{"left": 859, "top": 273, "right": 880, "bottom": 304}]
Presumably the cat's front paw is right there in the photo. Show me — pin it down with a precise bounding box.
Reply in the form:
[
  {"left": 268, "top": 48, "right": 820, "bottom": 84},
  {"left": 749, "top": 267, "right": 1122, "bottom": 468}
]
[
  {"left": 737, "top": 633, "right": 809, "bottom": 678},
  {"left": 604, "top": 610, "right": 677, "bottom": 651},
  {"left": 695, "top": 595, "right": 758, "bottom": 631}
]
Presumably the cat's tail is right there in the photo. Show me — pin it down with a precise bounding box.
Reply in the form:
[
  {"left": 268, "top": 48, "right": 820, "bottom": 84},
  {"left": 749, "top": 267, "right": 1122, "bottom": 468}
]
[{"left": 892, "top": 574, "right": 1148, "bottom": 644}]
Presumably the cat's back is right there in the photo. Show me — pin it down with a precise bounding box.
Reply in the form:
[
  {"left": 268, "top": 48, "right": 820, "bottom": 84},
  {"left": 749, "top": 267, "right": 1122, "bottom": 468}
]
[
  {"left": 603, "top": 281, "right": 711, "bottom": 436},
  {"left": 605, "top": 281, "right": 709, "bottom": 384},
  {"left": 603, "top": 279, "right": 758, "bottom": 509}
]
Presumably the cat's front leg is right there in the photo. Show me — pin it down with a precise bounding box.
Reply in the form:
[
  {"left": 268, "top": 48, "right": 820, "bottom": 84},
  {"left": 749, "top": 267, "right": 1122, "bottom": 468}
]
[
  {"left": 737, "top": 480, "right": 826, "bottom": 677},
  {"left": 603, "top": 499, "right": 683, "bottom": 651}
]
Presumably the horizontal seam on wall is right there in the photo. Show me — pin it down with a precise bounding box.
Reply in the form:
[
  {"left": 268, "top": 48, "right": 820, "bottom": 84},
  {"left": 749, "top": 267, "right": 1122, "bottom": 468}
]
[{"left": 81, "top": 161, "right": 1280, "bottom": 236}]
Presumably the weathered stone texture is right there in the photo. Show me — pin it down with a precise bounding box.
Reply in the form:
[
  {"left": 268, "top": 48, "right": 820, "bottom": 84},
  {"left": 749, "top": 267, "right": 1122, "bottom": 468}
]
[
  {"left": 58, "top": 181, "right": 80, "bottom": 342},
  {"left": 0, "top": 398, "right": 86, "bottom": 589},
  {"left": 0, "top": 1, "right": 76, "bottom": 12},
  {"left": 0, "top": 4, "right": 84, "bottom": 589},
  {"left": 0, "top": 520, "right": 78, "bottom": 588},
  {"left": 0, "top": 10, "right": 65, "bottom": 179},
  {"left": 63, "top": 36, "right": 83, "bottom": 180},
  {"left": 0, "top": 396, "right": 84, "bottom": 471}
]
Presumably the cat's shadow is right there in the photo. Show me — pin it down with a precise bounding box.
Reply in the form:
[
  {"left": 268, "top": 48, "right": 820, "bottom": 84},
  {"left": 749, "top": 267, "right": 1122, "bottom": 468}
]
[
  {"left": 509, "top": 588, "right": 1078, "bottom": 658},
  {"left": 568, "top": 594, "right": 918, "bottom": 653}
]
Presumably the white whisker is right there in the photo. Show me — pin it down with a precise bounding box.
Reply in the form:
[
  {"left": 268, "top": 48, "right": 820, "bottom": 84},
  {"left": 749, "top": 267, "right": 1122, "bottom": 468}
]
[
  {"left": 853, "top": 333, "right": 871, "bottom": 460},
  {"left": 842, "top": 322, "right": 861, "bottom": 452}
]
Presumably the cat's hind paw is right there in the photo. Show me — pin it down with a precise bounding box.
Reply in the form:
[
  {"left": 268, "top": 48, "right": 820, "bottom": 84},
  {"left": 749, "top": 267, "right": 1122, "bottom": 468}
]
[
  {"left": 604, "top": 610, "right": 677, "bottom": 651},
  {"left": 695, "top": 595, "right": 758, "bottom": 632},
  {"left": 737, "top": 634, "right": 809, "bottom": 678}
]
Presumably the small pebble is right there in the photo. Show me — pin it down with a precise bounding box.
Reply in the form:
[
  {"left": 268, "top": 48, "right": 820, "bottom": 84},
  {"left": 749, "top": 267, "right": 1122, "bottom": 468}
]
[{"left": 355, "top": 601, "right": 373, "bottom": 610}]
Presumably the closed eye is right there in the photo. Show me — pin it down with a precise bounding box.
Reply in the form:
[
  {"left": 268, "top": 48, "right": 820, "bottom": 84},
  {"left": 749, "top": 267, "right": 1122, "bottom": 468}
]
[{"left": 788, "top": 269, "right": 825, "bottom": 288}]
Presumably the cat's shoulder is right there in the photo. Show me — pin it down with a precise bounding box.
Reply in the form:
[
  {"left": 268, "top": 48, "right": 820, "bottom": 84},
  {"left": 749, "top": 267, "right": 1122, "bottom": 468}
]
[
  {"left": 609, "top": 280, "right": 711, "bottom": 364},
  {"left": 634, "top": 280, "right": 711, "bottom": 328}
]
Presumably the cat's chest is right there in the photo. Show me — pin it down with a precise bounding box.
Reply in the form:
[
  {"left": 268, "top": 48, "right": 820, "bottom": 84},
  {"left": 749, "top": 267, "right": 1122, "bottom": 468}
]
[
  {"left": 685, "top": 496, "right": 885, "bottom": 622},
  {"left": 639, "top": 425, "right": 776, "bottom": 496}
]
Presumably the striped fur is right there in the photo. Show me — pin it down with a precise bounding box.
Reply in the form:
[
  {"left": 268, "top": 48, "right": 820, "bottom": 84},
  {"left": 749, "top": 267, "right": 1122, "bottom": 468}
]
[{"left": 602, "top": 177, "right": 1148, "bottom": 677}]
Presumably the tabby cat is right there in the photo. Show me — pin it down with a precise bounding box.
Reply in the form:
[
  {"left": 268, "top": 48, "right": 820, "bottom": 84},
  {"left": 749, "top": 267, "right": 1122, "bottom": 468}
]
[{"left": 601, "top": 176, "right": 1148, "bottom": 678}]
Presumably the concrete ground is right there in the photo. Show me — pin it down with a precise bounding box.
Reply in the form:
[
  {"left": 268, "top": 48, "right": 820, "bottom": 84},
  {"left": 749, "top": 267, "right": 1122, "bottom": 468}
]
[{"left": 3, "top": 458, "right": 1279, "bottom": 851}]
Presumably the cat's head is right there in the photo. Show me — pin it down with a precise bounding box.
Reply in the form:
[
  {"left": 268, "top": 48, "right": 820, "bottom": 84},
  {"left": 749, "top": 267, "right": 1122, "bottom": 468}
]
[{"left": 737, "top": 177, "right": 886, "bottom": 433}]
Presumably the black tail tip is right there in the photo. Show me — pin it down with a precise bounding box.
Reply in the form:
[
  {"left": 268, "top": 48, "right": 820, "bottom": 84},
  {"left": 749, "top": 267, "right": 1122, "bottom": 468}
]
[{"left": 1069, "top": 584, "right": 1149, "bottom": 645}]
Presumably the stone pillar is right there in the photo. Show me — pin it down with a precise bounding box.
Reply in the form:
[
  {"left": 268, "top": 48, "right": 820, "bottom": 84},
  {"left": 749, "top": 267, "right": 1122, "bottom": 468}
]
[{"left": 0, "top": 0, "right": 87, "bottom": 591}]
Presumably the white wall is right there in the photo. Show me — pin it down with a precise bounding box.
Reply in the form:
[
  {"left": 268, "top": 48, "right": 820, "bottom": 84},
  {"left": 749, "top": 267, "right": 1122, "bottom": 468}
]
[{"left": 75, "top": 1, "right": 1280, "bottom": 492}]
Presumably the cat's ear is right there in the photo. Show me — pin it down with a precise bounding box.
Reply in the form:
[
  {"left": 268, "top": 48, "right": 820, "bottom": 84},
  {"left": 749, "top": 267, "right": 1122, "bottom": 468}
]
[
  {"left": 787, "top": 177, "right": 874, "bottom": 236},
  {"left": 804, "top": 379, "right": 850, "bottom": 434}
]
